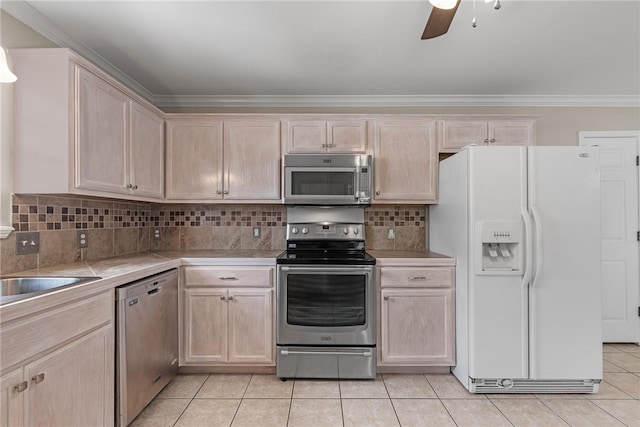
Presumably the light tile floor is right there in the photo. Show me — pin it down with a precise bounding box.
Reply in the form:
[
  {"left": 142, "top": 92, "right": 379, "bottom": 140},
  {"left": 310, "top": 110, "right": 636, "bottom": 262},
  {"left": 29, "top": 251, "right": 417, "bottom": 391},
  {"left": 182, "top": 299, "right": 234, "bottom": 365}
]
[{"left": 131, "top": 344, "right": 640, "bottom": 427}]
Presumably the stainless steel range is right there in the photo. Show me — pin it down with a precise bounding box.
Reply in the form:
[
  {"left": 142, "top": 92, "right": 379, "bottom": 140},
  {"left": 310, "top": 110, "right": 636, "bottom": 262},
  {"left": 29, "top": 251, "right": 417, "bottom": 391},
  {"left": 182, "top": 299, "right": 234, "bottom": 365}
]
[{"left": 276, "top": 207, "right": 376, "bottom": 379}]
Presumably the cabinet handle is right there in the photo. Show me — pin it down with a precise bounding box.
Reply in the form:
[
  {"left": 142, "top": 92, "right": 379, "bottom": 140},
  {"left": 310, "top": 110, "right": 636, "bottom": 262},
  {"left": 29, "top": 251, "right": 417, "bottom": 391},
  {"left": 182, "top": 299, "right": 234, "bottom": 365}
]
[
  {"left": 132, "top": 184, "right": 138, "bottom": 190},
  {"left": 126, "top": 184, "right": 133, "bottom": 189},
  {"left": 216, "top": 190, "right": 222, "bottom": 195},
  {"left": 328, "top": 143, "right": 335, "bottom": 148},
  {"left": 223, "top": 190, "right": 229, "bottom": 195},
  {"left": 490, "top": 138, "right": 496, "bottom": 143},
  {"left": 31, "top": 373, "right": 45, "bottom": 384},
  {"left": 219, "top": 276, "right": 238, "bottom": 280},
  {"left": 383, "top": 296, "right": 389, "bottom": 301},
  {"left": 220, "top": 295, "right": 226, "bottom": 301},
  {"left": 228, "top": 295, "right": 234, "bottom": 301},
  {"left": 375, "top": 191, "right": 380, "bottom": 196},
  {"left": 321, "top": 144, "right": 328, "bottom": 148},
  {"left": 14, "top": 381, "right": 28, "bottom": 393},
  {"left": 408, "top": 276, "right": 427, "bottom": 281}
]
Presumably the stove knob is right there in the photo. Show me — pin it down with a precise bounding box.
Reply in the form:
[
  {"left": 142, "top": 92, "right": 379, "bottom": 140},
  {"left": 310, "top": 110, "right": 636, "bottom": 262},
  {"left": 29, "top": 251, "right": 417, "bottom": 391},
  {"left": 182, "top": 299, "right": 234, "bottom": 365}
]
[
  {"left": 291, "top": 227, "right": 299, "bottom": 234},
  {"left": 301, "top": 227, "right": 309, "bottom": 234},
  {"left": 343, "top": 227, "right": 349, "bottom": 235},
  {"left": 353, "top": 228, "right": 359, "bottom": 235}
]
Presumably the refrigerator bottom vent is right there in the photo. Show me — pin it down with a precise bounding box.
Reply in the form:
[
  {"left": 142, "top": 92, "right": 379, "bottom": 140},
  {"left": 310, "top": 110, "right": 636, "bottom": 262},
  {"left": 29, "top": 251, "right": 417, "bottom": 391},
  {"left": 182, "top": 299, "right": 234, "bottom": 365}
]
[{"left": 470, "top": 378, "right": 600, "bottom": 394}]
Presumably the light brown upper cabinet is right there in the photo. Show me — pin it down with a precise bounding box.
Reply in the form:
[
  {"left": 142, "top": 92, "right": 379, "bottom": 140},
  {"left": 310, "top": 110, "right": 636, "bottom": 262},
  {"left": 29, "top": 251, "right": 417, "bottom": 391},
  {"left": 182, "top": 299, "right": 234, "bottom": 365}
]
[
  {"left": 284, "top": 119, "right": 368, "bottom": 153},
  {"left": 438, "top": 117, "right": 536, "bottom": 153},
  {"left": 11, "top": 48, "right": 165, "bottom": 201},
  {"left": 372, "top": 120, "right": 438, "bottom": 204},
  {"left": 165, "top": 117, "right": 281, "bottom": 202}
]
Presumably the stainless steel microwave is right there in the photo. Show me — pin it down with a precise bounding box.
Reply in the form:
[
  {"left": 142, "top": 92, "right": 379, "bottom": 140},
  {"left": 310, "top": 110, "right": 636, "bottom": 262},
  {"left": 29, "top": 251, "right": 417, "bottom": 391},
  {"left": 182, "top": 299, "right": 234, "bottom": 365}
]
[{"left": 283, "top": 154, "right": 373, "bottom": 205}]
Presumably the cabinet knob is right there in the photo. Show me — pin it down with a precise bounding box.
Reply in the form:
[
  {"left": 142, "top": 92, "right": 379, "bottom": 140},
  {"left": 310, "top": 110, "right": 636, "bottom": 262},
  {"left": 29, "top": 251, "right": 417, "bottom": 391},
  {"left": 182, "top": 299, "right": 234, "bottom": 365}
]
[
  {"left": 220, "top": 295, "right": 226, "bottom": 301},
  {"left": 490, "top": 138, "right": 496, "bottom": 143},
  {"left": 228, "top": 295, "right": 234, "bottom": 301},
  {"left": 483, "top": 138, "right": 489, "bottom": 144},
  {"left": 126, "top": 184, "right": 133, "bottom": 189},
  {"left": 216, "top": 190, "right": 222, "bottom": 195},
  {"left": 376, "top": 191, "right": 380, "bottom": 196},
  {"left": 132, "top": 184, "right": 138, "bottom": 190},
  {"left": 383, "top": 296, "right": 389, "bottom": 301},
  {"left": 321, "top": 144, "right": 328, "bottom": 148},
  {"left": 14, "top": 381, "right": 28, "bottom": 393},
  {"left": 31, "top": 373, "right": 45, "bottom": 384},
  {"left": 223, "top": 190, "right": 229, "bottom": 195}
]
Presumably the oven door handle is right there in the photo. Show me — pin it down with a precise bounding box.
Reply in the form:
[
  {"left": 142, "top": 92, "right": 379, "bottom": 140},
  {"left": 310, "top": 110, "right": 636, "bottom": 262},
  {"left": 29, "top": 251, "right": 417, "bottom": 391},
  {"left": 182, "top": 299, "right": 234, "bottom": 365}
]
[
  {"left": 280, "top": 349, "right": 373, "bottom": 357},
  {"left": 279, "top": 266, "right": 374, "bottom": 273}
]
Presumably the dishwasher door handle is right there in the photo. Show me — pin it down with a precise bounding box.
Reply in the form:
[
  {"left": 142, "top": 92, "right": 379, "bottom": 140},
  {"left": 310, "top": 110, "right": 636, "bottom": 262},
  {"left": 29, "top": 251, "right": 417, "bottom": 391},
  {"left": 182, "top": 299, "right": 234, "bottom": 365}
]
[{"left": 148, "top": 286, "right": 163, "bottom": 296}]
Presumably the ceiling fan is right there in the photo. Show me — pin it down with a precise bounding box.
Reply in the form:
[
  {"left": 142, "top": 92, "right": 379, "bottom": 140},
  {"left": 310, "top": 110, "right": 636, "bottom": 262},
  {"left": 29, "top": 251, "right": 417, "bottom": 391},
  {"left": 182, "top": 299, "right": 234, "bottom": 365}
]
[{"left": 421, "top": 0, "right": 501, "bottom": 40}]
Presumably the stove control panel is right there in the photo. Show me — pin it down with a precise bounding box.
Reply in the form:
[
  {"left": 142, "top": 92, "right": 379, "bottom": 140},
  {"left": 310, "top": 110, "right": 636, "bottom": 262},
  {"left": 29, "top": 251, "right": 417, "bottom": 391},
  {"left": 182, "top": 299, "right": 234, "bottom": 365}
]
[{"left": 287, "top": 223, "right": 364, "bottom": 241}]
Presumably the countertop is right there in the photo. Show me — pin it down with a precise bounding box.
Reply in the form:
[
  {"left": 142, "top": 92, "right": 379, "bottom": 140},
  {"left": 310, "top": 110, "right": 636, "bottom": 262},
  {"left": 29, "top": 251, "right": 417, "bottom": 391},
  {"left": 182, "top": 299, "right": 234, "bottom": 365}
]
[{"left": 0, "top": 249, "right": 453, "bottom": 322}]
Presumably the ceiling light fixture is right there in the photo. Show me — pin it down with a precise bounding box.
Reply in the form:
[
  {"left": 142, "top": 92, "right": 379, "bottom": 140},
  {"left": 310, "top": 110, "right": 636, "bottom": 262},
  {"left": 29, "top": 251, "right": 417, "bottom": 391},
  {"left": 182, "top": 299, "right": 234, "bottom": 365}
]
[
  {"left": 0, "top": 48, "right": 17, "bottom": 83},
  {"left": 429, "top": 0, "right": 458, "bottom": 10}
]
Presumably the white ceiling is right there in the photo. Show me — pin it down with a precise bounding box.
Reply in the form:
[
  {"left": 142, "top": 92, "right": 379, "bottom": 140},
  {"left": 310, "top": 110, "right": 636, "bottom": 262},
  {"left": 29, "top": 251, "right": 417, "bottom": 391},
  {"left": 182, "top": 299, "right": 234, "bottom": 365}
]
[{"left": 2, "top": 0, "right": 639, "bottom": 108}]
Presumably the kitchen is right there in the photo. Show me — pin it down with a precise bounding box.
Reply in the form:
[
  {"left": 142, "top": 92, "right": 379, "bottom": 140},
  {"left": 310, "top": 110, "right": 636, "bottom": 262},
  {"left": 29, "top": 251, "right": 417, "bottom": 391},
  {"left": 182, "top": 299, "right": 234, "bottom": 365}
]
[{"left": 1, "top": 1, "right": 639, "bottom": 427}]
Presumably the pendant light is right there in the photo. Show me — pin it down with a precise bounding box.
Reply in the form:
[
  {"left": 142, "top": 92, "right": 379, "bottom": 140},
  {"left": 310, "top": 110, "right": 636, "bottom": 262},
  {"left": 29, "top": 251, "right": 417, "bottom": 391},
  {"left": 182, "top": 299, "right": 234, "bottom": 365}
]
[
  {"left": 0, "top": 48, "right": 17, "bottom": 83},
  {"left": 429, "top": 0, "right": 458, "bottom": 10}
]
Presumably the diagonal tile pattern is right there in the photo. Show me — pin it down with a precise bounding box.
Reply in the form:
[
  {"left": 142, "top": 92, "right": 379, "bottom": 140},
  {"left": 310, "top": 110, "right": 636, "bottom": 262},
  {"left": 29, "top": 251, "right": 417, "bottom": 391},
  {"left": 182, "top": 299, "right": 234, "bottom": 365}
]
[{"left": 131, "top": 344, "right": 640, "bottom": 427}]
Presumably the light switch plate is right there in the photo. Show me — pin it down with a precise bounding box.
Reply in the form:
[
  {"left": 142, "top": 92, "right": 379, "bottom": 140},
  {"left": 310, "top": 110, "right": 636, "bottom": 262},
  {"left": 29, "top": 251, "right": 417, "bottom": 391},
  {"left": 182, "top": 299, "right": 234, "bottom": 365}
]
[
  {"left": 253, "top": 227, "right": 261, "bottom": 238},
  {"left": 16, "top": 231, "right": 40, "bottom": 254},
  {"left": 153, "top": 228, "right": 161, "bottom": 240}
]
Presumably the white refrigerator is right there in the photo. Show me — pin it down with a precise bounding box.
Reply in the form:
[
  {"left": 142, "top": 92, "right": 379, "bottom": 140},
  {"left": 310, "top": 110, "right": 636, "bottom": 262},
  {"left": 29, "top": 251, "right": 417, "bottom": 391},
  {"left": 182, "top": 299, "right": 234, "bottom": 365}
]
[{"left": 430, "top": 146, "right": 602, "bottom": 393}]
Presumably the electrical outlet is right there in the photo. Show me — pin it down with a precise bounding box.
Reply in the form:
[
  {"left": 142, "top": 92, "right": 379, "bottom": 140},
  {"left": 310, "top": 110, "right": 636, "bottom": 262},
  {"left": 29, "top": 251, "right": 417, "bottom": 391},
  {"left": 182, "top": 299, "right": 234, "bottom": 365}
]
[
  {"left": 77, "top": 230, "right": 89, "bottom": 248},
  {"left": 253, "top": 227, "right": 261, "bottom": 238},
  {"left": 153, "top": 228, "right": 161, "bottom": 240},
  {"left": 387, "top": 227, "right": 396, "bottom": 240},
  {"left": 15, "top": 232, "right": 40, "bottom": 254}
]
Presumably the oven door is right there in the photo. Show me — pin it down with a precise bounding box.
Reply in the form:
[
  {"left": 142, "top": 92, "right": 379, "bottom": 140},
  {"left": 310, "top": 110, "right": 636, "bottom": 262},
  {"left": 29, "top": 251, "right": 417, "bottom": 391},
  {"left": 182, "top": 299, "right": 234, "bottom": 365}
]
[
  {"left": 284, "top": 167, "right": 361, "bottom": 205},
  {"left": 276, "top": 265, "right": 375, "bottom": 346}
]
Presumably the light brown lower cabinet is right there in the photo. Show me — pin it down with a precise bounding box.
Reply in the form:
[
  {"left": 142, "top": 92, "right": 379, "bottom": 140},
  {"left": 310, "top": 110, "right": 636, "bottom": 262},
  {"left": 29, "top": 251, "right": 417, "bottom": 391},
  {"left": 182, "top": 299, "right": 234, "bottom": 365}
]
[
  {"left": 378, "top": 266, "right": 455, "bottom": 368},
  {"left": 181, "top": 266, "right": 274, "bottom": 367},
  {"left": 0, "top": 291, "right": 114, "bottom": 427}
]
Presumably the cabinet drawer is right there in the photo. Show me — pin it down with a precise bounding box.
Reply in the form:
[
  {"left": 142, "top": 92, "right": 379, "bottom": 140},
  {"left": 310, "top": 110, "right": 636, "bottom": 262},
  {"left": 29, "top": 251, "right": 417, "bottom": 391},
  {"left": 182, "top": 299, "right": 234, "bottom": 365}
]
[
  {"left": 380, "top": 267, "right": 453, "bottom": 288},
  {"left": 0, "top": 291, "right": 113, "bottom": 370},
  {"left": 184, "top": 266, "right": 273, "bottom": 287}
]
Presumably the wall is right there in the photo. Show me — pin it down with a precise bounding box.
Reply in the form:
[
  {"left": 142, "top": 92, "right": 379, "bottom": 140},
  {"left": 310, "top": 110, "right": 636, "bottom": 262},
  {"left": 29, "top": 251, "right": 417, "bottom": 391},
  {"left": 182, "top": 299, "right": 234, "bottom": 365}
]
[
  {"left": 0, "top": 10, "right": 58, "bottom": 236},
  {"left": 0, "top": 194, "right": 425, "bottom": 275}
]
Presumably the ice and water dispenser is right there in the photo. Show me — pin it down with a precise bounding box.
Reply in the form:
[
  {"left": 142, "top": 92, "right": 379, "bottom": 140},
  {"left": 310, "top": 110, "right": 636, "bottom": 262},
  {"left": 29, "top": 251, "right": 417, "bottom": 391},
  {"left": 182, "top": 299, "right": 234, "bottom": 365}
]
[{"left": 478, "top": 221, "right": 522, "bottom": 274}]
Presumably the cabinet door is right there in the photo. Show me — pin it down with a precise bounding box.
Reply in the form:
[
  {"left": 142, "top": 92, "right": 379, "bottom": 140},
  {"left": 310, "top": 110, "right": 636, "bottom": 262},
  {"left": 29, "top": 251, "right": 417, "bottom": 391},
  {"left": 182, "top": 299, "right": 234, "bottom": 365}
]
[
  {"left": 129, "top": 101, "right": 164, "bottom": 199},
  {"left": 223, "top": 121, "right": 281, "bottom": 200},
  {"left": 373, "top": 120, "right": 437, "bottom": 203},
  {"left": 25, "top": 326, "right": 113, "bottom": 427},
  {"left": 0, "top": 369, "right": 24, "bottom": 427},
  {"left": 183, "top": 288, "right": 228, "bottom": 364},
  {"left": 380, "top": 288, "right": 454, "bottom": 366},
  {"left": 327, "top": 120, "right": 368, "bottom": 153},
  {"left": 285, "top": 120, "right": 327, "bottom": 153},
  {"left": 439, "top": 120, "right": 488, "bottom": 152},
  {"left": 227, "top": 289, "right": 273, "bottom": 364},
  {"left": 166, "top": 119, "right": 223, "bottom": 200},
  {"left": 488, "top": 120, "right": 535, "bottom": 146},
  {"left": 76, "top": 67, "right": 128, "bottom": 194}
]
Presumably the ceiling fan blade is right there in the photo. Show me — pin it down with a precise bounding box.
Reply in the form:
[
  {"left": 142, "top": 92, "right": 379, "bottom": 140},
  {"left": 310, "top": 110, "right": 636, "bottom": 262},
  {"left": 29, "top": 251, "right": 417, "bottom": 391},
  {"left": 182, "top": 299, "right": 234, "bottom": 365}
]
[{"left": 421, "top": 0, "right": 461, "bottom": 39}]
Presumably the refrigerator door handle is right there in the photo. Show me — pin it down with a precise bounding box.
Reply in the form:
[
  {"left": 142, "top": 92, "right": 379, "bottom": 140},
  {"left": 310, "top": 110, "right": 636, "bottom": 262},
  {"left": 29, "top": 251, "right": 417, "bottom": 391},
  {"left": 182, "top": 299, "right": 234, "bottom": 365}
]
[
  {"left": 521, "top": 208, "right": 534, "bottom": 288},
  {"left": 530, "top": 205, "right": 543, "bottom": 288}
]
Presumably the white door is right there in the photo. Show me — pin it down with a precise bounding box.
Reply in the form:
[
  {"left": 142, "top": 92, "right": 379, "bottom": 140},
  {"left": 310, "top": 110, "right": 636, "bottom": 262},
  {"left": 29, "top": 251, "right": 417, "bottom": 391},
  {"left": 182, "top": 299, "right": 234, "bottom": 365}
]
[
  {"left": 527, "top": 146, "right": 602, "bottom": 380},
  {"left": 580, "top": 131, "right": 640, "bottom": 344}
]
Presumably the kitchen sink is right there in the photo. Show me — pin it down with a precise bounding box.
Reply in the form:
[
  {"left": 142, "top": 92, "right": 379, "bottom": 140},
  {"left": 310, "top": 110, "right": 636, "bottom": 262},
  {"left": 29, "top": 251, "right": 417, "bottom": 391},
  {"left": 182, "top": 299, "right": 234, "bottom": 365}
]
[{"left": 0, "top": 276, "right": 101, "bottom": 305}]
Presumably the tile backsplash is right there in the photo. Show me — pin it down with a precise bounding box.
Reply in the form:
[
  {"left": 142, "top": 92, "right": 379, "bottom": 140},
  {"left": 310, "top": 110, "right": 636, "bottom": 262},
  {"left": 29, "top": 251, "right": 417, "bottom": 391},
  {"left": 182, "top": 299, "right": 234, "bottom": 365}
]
[{"left": 1, "top": 194, "right": 427, "bottom": 275}]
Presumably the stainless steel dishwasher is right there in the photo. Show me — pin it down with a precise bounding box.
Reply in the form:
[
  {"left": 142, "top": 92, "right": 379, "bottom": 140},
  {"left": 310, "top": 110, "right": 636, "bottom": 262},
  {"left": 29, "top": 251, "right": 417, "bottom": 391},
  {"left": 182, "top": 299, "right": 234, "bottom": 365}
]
[{"left": 116, "top": 269, "right": 178, "bottom": 426}]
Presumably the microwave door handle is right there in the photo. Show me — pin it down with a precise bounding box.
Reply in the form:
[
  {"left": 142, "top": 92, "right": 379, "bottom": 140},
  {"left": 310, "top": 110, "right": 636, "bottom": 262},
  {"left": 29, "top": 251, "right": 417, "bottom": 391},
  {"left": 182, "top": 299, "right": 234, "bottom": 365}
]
[{"left": 354, "top": 170, "right": 360, "bottom": 200}]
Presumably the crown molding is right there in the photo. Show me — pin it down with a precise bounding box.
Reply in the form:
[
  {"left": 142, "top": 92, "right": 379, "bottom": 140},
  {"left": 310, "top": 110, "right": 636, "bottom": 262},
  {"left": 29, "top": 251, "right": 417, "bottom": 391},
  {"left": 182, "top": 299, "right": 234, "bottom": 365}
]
[
  {"left": 152, "top": 94, "right": 640, "bottom": 108},
  {"left": 1, "top": 0, "right": 155, "bottom": 102},
  {"left": 3, "top": 1, "right": 639, "bottom": 109}
]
